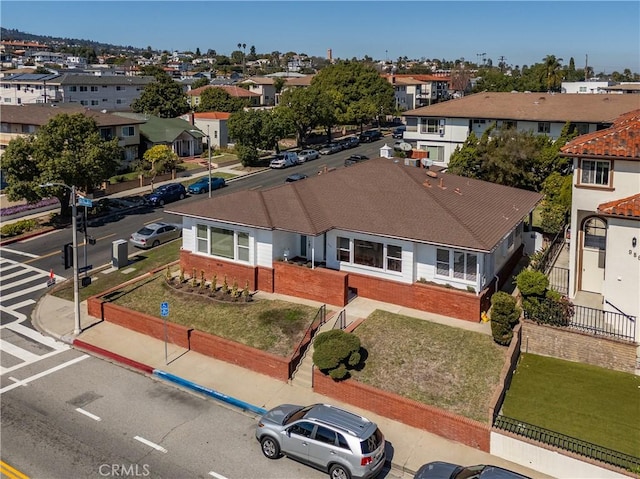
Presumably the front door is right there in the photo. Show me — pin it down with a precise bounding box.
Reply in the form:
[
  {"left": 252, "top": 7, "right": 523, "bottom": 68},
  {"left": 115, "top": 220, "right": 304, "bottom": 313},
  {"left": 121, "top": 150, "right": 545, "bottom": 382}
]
[
  {"left": 580, "top": 217, "right": 606, "bottom": 294},
  {"left": 300, "top": 235, "right": 307, "bottom": 259}
]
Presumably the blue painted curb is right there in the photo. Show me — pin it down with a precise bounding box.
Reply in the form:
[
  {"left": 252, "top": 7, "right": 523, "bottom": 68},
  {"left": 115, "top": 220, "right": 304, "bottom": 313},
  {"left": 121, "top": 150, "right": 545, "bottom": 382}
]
[{"left": 153, "top": 369, "right": 267, "bottom": 416}]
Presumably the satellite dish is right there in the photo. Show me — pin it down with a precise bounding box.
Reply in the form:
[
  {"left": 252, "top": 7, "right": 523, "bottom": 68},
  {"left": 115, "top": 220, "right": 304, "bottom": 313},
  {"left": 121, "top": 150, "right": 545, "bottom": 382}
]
[{"left": 400, "top": 142, "right": 412, "bottom": 152}]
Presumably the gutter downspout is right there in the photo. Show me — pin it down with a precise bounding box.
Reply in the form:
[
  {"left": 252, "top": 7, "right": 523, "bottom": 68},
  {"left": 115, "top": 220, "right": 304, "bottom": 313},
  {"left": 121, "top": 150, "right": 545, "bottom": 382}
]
[{"left": 494, "top": 274, "right": 500, "bottom": 294}]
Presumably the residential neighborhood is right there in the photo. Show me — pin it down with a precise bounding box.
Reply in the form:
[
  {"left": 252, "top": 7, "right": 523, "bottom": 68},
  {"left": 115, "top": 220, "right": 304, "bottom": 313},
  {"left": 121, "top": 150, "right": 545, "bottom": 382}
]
[{"left": 1, "top": 22, "right": 639, "bottom": 479}]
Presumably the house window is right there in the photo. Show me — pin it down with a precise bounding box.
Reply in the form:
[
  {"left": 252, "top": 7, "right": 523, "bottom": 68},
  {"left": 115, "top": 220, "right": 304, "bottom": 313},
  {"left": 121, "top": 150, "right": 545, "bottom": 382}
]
[
  {"left": 116, "top": 86, "right": 125, "bottom": 91},
  {"left": 580, "top": 159, "right": 610, "bottom": 186},
  {"left": 337, "top": 236, "right": 350, "bottom": 262},
  {"left": 121, "top": 126, "right": 134, "bottom": 137},
  {"left": 214, "top": 131, "right": 218, "bottom": 139},
  {"left": 80, "top": 100, "right": 88, "bottom": 106},
  {"left": 584, "top": 217, "right": 606, "bottom": 250},
  {"left": 79, "top": 86, "right": 88, "bottom": 92},
  {"left": 116, "top": 99, "right": 124, "bottom": 104},
  {"left": 387, "top": 245, "right": 402, "bottom": 272},
  {"left": 69, "top": 86, "right": 77, "bottom": 92},
  {"left": 91, "top": 100, "right": 99, "bottom": 106},
  {"left": 196, "top": 224, "right": 208, "bottom": 253},
  {"left": 3, "top": 98, "right": 11, "bottom": 103},
  {"left": 211, "top": 227, "right": 234, "bottom": 259},
  {"left": 537, "top": 122, "right": 550, "bottom": 134},
  {"left": 579, "top": 86, "right": 587, "bottom": 93},
  {"left": 419, "top": 118, "right": 439, "bottom": 134},
  {"left": 90, "top": 86, "right": 98, "bottom": 92},
  {"left": 437, "top": 249, "right": 477, "bottom": 282},
  {"left": 424, "top": 145, "right": 444, "bottom": 162},
  {"left": 507, "top": 231, "right": 515, "bottom": 250},
  {"left": 237, "top": 232, "right": 249, "bottom": 261},
  {"left": 354, "top": 239, "right": 383, "bottom": 268},
  {"left": 501, "top": 120, "right": 517, "bottom": 129},
  {"left": 472, "top": 119, "right": 486, "bottom": 125}
]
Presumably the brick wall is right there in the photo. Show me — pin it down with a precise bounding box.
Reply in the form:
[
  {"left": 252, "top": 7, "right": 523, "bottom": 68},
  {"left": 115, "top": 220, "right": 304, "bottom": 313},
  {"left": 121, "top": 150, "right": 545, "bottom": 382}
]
[
  {"left": 95, "top": 300, "right": 292, "bottom": 381},
  {"left": 313, "top": 371, "right": 490, "bottom": 451},
  {"left": 274, "top": 261, "right": 348, "bottom": 307},
  {"left": 521, "top": 320, "right": 637, "bottom": 373},
  {"left": 257, "top": 266, "right": 274, "bottom": 293},
  {"left": 180, "top": 250, "right": 257, "bottom": 290}
]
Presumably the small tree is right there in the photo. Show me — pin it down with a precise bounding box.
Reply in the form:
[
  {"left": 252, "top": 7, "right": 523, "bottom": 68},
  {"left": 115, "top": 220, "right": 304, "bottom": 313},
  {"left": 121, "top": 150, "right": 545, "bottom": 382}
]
[
  {"left": 490, "top": 292, "right": 521, "bottom": 346},
  {"left": 313, "top": 330, "right": 362, "bottom": 380},
  {"left": 136, "top": 145, "right": 179, "bottom": 191}
]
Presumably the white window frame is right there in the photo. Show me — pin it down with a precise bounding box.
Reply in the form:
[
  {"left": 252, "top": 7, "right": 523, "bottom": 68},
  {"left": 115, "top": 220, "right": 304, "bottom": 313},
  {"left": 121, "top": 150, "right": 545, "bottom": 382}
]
[
  {"left": 436, "top": 248, "right": 477, "bottom": 283},
  {"left": 196, "top": 224, "right": 250, "bottom": 263},
  {"left": 337, "top": 236, "right": 402, "bottom": 273},
  {"left": 121, "top": 126, "right": 135, "bottom": 137},
  {"left": 580, "top": 159, "right": 610, "bottom": 186}
]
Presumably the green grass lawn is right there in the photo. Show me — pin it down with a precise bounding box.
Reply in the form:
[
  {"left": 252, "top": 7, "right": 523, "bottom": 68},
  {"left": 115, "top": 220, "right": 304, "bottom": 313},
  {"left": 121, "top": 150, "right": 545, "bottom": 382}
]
[
  {"left": 351, "top": 310, "right": 506, "bottom": 422},
  {"left": 501, "top": 353, "right": 640, "bottom": 457}
]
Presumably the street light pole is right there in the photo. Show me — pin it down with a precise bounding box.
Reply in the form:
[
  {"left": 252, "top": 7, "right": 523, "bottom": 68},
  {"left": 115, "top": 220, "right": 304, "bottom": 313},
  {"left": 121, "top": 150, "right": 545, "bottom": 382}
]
[
  {"left": 40, "top": 182, "right": 81, "bottom": 335},
  {"left": 207, "top": 124, "right": 212, "bottom": 199}
]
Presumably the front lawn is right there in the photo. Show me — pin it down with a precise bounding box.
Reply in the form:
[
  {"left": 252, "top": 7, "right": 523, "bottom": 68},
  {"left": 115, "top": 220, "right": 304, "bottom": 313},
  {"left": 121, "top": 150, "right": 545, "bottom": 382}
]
[
  {"left": 351, "top": 310, "right": 506, "bottom": 422},
  {"left": 501, "top": 353, "right": 640, "bottom": 457}
]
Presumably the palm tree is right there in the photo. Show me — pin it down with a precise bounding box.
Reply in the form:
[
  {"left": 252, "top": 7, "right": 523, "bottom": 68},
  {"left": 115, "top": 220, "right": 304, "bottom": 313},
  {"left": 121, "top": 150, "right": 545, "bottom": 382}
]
[{"left": 542, "top": 54, "right": 563, "bottom": 92}]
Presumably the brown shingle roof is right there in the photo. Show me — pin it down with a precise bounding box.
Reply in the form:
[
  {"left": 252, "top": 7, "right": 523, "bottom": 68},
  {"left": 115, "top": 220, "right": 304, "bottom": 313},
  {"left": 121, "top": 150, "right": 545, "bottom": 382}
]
[
  {"left": 404, "top": 92, "right": 640, "bottom": 123},
  {"left": 560, "top": 109, "right": 640, "bottom": 160},
  {"left": 167, "top": 158, "right": 542, "bottom": 252},
  {"left": 597, "top": 193, "right": 640, "bottom": 218},
  {"left": 284, "top": 75, "right": 314, "bottom": 87},
  {"left": 0, "top": 104, "right": 145, "bottom": 127}
]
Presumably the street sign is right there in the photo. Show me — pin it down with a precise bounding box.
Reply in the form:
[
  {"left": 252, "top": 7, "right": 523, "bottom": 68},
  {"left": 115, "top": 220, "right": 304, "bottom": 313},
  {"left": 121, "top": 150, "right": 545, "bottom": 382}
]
[
  {"left": 160, "top": 302, "right": 169, "bottom": 317},
  {"left": 78, "top": 264, "right": 93, "bottom": 273},
  {"left": 78, "top": 196, "right": 93, "bottom": 208}
]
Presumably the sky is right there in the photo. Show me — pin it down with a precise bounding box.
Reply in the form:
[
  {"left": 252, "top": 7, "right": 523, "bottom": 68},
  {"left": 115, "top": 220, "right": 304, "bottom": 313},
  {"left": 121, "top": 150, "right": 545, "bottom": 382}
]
[{"left": 2, "top": 1, "right": 639, "bottom": 73}]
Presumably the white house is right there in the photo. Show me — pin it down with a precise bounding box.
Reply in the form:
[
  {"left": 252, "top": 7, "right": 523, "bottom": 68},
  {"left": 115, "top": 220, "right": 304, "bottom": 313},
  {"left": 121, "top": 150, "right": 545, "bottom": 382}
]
[
  {"left": 238, "top": 77, "right": 277, "bottom": 106},
  {"left": 562, "top": 109, "right": 640, "bottom": 339},
  {"left": 385, "top": 74, "right": 451, "bottom": 111},
  {"left": 402, "top": 92, "right": 640, "bottom": 166},
  {"left": 166, "top": 159, "right": 542, "bottom": 322},
  {"left": 178, "top": 111, "right": 231, "bottom": 149},
  {"left": 561, "top": 81, "right": 617, "bottom": 94}
]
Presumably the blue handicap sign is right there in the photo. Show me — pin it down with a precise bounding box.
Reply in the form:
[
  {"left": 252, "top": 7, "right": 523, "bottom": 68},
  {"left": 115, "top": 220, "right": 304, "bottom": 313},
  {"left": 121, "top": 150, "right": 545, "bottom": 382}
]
[{"left": 160, "top": 302, "right": 169, "bottom": 317}]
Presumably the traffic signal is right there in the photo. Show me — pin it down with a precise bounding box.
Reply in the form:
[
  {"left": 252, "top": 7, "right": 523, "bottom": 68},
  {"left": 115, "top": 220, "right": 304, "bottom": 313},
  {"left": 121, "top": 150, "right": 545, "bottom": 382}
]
[
  {"left": 62, "top": 242, "right": 73, "bottom": 269},
  {"left": 87, "top": 236, "right": 96, "bottom": 245}
]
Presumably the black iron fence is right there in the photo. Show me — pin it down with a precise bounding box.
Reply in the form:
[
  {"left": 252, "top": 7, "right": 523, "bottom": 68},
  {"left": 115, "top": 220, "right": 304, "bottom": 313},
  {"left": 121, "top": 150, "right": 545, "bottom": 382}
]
[
  {"left": 548, "top": 266, "right": 569, "bottom": 295},
  {"left": 534, "top": 230, "right": 566, "bottom": 275},
  {"left": 289, "top": 304, "right": 327, "bottom": 378},
  {"left": 525, "top": 298, "right": 636, "bottom": 342},
  {"left": 333, "top": 309, "right": 346, "bottom": 330},
  {"left": 494, "top": 415, "right": 640, "bottom": 472}
]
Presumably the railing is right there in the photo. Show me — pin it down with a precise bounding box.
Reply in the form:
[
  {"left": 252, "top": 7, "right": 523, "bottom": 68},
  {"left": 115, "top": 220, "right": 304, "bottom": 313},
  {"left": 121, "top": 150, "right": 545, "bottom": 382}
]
[
  {"left": 289, "top": 304, "right": 326, "bottom": 379},
  {"left": 548, "top": 266, "right": 569, "bottom": 295},
  {"left": 534, "top": 229, "right": 566, "bottom": 274},
  {"left": 333, "top": 309, "right": 346, "bottom": 330},
  {"left": 494, "top": 415, "right": 640, "bottom": 472}
]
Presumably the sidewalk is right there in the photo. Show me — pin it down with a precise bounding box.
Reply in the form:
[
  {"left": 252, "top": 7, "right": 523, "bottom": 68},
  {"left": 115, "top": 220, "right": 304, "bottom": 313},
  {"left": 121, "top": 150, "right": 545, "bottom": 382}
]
[{"left": 31, "top": 293, "right": 550, "bottom": 479}]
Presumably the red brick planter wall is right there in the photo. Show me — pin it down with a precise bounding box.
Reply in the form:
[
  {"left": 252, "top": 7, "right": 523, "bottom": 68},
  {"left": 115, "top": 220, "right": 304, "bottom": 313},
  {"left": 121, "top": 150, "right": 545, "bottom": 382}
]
[
  {"left": 180, "top": 250, "right": 257, "bottom": 290},
  {"left": 274, "top": 261, "right": 348, "bottom": 307},
  {"left": 313, "top": 371, "right": 490, "bottom": 451},
  {"left": 257, "top": 266, "right": 274, "bottom": 293}
]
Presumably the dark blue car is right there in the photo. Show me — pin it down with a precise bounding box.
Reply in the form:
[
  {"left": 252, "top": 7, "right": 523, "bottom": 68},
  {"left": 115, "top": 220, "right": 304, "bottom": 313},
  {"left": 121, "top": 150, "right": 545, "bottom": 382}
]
[
  {"left": 145, "top": 183, "right": 186, "bottom": 206},
  {"left": 187, "top": 177, "right": 226, "bottom": 194}
]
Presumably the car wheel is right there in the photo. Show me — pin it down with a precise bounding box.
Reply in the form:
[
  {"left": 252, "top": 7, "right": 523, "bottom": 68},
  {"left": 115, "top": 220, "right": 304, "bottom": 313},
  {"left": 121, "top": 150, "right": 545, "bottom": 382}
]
[
  {"left": 260, "top": 437, "right": 280, "bottom": 459},
  {"left": 152, "top": 240, "right": 160, "bottom": 247},
  {"left": 158, "top": 199, "right": 165, "bottom": 206},
  {"left": 179, "top": 193, "right": 185, "bottom": 200},
  {"left": 329, "top": 464, "right": 351, "bottom": 479}
]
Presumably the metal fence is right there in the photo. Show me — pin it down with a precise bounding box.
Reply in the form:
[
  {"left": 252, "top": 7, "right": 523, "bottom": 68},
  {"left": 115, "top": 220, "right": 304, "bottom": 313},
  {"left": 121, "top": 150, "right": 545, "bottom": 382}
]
[
  {"left": 548, "top": 266, "right": 569, "bottom": 296},
  {"left": 535, "top": 230, "right": 566, "bottom": 275},
  {"left": 289, "top": 304, "right": 327, "bottom": 378},
  {"left": 494, "top": 415, "right": 640, "bottom": 472},
  {"left": 333, "top": 309, "right": 346, "bottom": 330}
]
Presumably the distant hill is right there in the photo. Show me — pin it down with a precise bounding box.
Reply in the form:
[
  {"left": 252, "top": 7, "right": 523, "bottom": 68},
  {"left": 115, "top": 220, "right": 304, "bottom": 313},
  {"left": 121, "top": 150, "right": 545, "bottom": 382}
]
[{"left": 0, "top": 27, "right": 155, "bottom": 55}]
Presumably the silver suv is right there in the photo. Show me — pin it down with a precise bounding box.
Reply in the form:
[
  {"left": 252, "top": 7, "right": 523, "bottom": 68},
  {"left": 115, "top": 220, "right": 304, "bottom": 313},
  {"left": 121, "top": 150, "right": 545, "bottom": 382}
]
[{"left": 256, "top": 403, "right": 386, "bottom": 479}]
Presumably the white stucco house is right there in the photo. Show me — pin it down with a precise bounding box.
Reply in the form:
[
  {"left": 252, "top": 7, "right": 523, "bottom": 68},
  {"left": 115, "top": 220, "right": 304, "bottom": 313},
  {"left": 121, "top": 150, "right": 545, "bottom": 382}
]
[
  {"left": 178, "top": 111, "right": 230, "bottom": 149},
  {"left": 385, "top": 74, "right": 451, "bottom": 110},
  {"left": 166, "top": 159, "right": 542, "bottom": 322},
  {"left": 561, "top": 109, "right": 640, "bottom": 340},
  {"left": 402, "top": 92, "right": 640, "bottom": 166}
]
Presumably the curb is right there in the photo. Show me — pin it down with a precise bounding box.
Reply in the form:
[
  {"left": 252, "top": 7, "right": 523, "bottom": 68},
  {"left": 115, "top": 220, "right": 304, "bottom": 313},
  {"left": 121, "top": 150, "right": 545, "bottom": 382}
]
[
  {"left": 73, "top": 339, "right": 154, "bottom": 375},
  {"left": 0, "top": 226, "right": 57, "bottom": 247}
]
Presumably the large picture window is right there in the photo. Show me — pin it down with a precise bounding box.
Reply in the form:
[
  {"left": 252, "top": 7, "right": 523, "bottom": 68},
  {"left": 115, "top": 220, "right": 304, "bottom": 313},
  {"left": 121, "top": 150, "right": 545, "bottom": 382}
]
[
  {"left": 354, "top": 239, "right": 383, "bottom": 268},
  {"left": 337, "top": 236, "right": 402, "bottom": 273},
  {"left": 437, "top": 249, "right": 477, "bottom": 282},
  {"left": 211, "top": 227, "right": 234, "bottom": 258},
  {"left": 196, "top": 225, "right": 250, "bottom": 262},
  {"left": 580, "top": 160, "right": 610, "bottom": 186}
]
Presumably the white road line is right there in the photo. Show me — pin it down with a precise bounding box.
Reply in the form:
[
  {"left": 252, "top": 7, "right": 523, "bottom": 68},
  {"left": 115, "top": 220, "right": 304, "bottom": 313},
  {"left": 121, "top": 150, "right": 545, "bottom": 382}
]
[
  {"left": 0, "top": 354, "right": 89, "bottom": 394},
  {"left": 1, "top": 269, "right": 35, "bottom": 281},
  {"left": 5, "top": 322, "right": 68, "bottom": 350},
  {"left": 0, "top": 257, "right": 64, "bottom": 279},
  {"left": 0, "top": 283, "right": 48, "bottom": 301},
  {"left": 134, "top": 436, "right": 167, "bottom": 453},
  {"left": 0, "top": 304, "right": 26, "bottom": 322},
  {"left": 3, "top": 274, "right": 44, "bottom": 288},
  {"left": 0, "top": 247, "right": 39, "bottom": 258},
  {"left": 0, "top": 339, "right": 41, "bottom": 362},
  {"left": 76, "top": 407, "right": 101, "bottom": 421},
  {"left": 208, "top": 471, "right": 229, "bottom": 479},
  {"left": 5, "top": 299, "right": 36, "bottom": 310},
  {"left": 8, "top": 376, "right": 27, "bottom": 386},
  {"left": 0, "top": 348, "right": 70, "bottom": 375}
]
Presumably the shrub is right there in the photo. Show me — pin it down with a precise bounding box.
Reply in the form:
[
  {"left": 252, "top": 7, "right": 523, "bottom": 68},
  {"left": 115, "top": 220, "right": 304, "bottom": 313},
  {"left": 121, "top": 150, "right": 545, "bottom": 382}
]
[
  {"left": 313, "top": 330, "right": 362, "bottom": 380},
  {"left": 490, "top": 291, "right": 521, "bottom": 346},
  {"left": 0, "top": 219, "right": 38, "bottom": 237},
  {"left": 515, "top": 269, "right": 548, "bottom": 297}
]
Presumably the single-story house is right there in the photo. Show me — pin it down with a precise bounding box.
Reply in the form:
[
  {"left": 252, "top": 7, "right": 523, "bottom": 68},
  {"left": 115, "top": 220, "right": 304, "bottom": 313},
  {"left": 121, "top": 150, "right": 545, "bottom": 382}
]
[{"left": 167, "top": 158, "right": 542, "bottom": 321}]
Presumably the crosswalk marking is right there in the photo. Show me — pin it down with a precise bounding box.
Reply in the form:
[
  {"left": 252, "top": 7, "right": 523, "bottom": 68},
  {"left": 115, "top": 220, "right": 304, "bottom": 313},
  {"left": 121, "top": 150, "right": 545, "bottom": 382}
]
[
  {"left": 0, "top": 247, "right": 39, "bottom": 258},
  {"left": 5, "top": 322, "right": 68, "bottom": 350},
  {"left": 1, "top": 283, "right": 48, "bottom": 302},
  {"left": 0, "top": 355, "right": 89, "bottom": 395},
  {"left": 0, "top": 339, "right": 41, "bottom": 362}
]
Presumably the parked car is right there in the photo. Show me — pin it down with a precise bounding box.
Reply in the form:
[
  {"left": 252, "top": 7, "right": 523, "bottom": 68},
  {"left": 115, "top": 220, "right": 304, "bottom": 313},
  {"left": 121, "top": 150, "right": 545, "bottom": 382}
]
[
  {"left": 144, "top": 183, "right": 186, "bottom": 206},
  {"left": 359, "top": 130, "right": 383, "bottom": 143},
  {"left": 270, "top": 152, "right": 299, "bottom": 169},
  {"left": 414, "top": 462, "right": 531, "bottom": 479},
  {"left": 319, "top": 143, "right": 343, "bottom": 155},
  {"left": 256, "top": 403, "right": 386, "bottom": 479},
  {"left": 285, "top": 173, "right": 308, "bottom": 183},
  {"left": 187, "top": 176, "right": 226, "bottom": 194},
  {"left": 340, "top": 136, "right": 360, "bottom": 149},
  {"left": 130, "top": 222, "right": 182, "bottom": 249},
  {"left": 392, "top": 126, "right": 406, "bottom": 139},
  {"left": 344, "top": 154, "right": 369, "bottom": 166},
  {"left": 297, "top": 149, "right": 320, "bottom": 163}
]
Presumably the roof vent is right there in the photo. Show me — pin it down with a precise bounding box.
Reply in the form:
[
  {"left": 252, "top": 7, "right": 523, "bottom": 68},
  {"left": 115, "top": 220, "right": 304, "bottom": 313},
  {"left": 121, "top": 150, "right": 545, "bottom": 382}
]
[
  {"left": 426, "top": 170, "right": 438, "bottom": 178},
  {"left": 423, "top": 179, "right": 431, "bottom": 188},
  {"left": 454, "top": 187, "right": 462, "bottom": 195},
  {"left": 438, "top": 177, "right": 446, "bottom": 190}
]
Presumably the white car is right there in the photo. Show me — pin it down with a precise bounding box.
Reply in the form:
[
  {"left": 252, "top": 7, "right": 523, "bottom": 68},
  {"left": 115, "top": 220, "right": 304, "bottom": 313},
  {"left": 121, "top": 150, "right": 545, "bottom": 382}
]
[
  {"left": 297, "top": 149, "right": 319, "bottom": 163},
  {"left": 269, "top": 152, "right": 299, "bottom": 169}
]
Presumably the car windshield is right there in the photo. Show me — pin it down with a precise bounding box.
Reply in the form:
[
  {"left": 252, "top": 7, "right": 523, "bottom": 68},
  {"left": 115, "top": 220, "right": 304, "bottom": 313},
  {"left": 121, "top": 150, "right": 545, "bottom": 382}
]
[
  {"left": 360, "top": 427, "right": 383, "bottom": 454},
  {"left": 137, "top": 227, "right": 155, "bottom": 236},
  {"left": 283, "top": 405, "right": 314, "bottom": 425},
  {"left": 453, "top": 465, "right": 485, "bottom": 479}
]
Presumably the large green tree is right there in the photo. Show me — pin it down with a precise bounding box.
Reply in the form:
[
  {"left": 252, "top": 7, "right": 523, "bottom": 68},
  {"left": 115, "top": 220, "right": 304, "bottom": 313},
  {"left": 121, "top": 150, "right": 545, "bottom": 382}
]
[
  {"left": 196, "top": 87, "right": 248, "bottom": 113},
  {"left": 131, "top": 71, "right": 190, "bottom": 118},
  {"left": 276, "top": 87, "right": 330, "bottom": 146},
  {"left": 228, "top": 109, "right": 291, "bottom": 166},
  {"left": 2, "top": 114, "right": 122, "bottom": 215}
]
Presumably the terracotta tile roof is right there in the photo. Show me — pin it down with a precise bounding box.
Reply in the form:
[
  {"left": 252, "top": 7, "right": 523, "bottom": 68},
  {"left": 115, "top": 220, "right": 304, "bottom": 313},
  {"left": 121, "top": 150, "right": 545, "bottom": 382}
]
[
  {"left": 560, "top": 109, "right": 640, "bottom": 160},
  {"left": 241, "top": 77, "right": 275, "bottom": 85},
  {"left": 403, "top": 92, "right": 640, "bottom": 123},
  {"left": 597, "top": 193, "right": 640, "bottom": 218},
  {"left": 0, "top": 104, "right": 145, "bottom": 127},
  {"left": 187, "top": 85, "right": 260, "bottom": 98},
  {"left": 167, "top": 158, "right": 542, "bottom": 252},
  {"left": 194, "top": 111, "right": 231, "bottom": 120}
]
